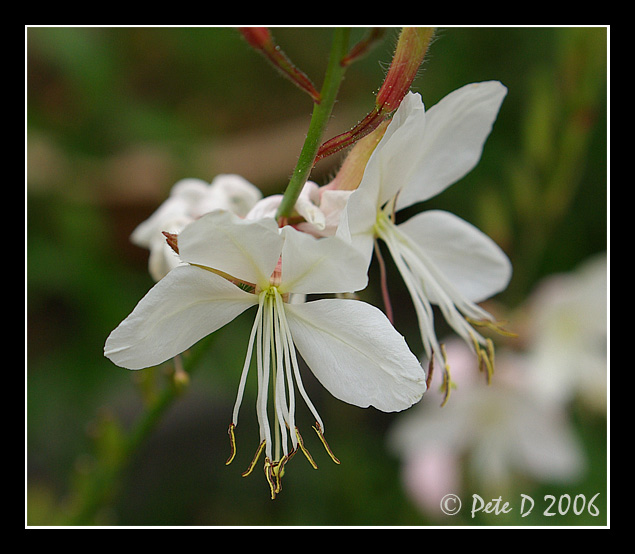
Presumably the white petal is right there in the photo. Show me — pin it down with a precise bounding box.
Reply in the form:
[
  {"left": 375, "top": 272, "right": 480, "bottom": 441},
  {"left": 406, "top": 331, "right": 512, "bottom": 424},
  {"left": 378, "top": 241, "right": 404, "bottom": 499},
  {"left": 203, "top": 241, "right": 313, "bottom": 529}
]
[
  {"left": 317, "top": 189, "right": 352, "bottom": 235},
  {"left": 245, "top": 182, "right": 325, "bottom": 230},
  {"left": 178, "top": 210, "right": 283, "bottom": 288},
  {"left": 104, "top": 264, "right": 256, "bottom": 369},
  {"left": 335, "top": 204, "right": 376, "bottom": 269},
  {"left": 285, "top": 299, "right": 427, "bottom": 412},
  {"left": 147, "top": 235, "right": 185, "bottom": 281},
  {"left": 398, "top": 210, "right": 512, "bottom": 302},
  {"left": 169, "top": 177, "right": 213, "bottom": 200},
  {"left": 337, "top": 92, "right": 426, "bottom": 244},
  {"left": 372, "top": 92, "right": 430, "bottom": 207},
  {"left": 130, "top": 178, "right": 210, "bottom": 247},
  {"left": 202, "top": 174, "right": 262, "bottom": 217},
  {"left": 279, "top": 227, "right": 368, "bottom": 295},
  {"left": 245, "top": 194, "right": 283, "bottom": 221},
  {"left": 336, "top": 184, "right": 377, "bottom": 246},
  {"left": 394, "top": 82, "right": 507, "bottom": 211},
  {"left": 295, "top": 181, "right": 326, "bottom": 230}
]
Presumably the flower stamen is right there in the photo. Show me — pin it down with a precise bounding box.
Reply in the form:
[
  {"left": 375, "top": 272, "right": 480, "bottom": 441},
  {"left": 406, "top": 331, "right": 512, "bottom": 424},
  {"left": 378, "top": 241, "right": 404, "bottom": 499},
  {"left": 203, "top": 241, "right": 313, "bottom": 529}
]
[
  {"left": 470, "top": 331, "right": 495, "bottom": 384},
  {"left": 227, "top": 284, "right": 343, "bottom": 497},
  {"left": 426, "top": 352, "right": 435, "bottom": 389},
  {"left": 439, "top": 344, "right": 454, "bottom": 407},
  {"left": 312, "top": 422, "right": 341, "bottom": 465},
  {"left": 295, "top": 427, "right": 318, "bottom": 469},
  {"left": 225, "top": 423, "right": 237, "bottom": 466},
  {"left": 264, "top": 455, "right": 291, "bottom": 500},
  {"left": 241, "top": 439, "right": 266, "bottom": 478},
  {"left": 466, "top": 317, "right": 518, "bottom": 338},
  {"left": 375, "top": 210, "right": 512, "bottom": 393}
]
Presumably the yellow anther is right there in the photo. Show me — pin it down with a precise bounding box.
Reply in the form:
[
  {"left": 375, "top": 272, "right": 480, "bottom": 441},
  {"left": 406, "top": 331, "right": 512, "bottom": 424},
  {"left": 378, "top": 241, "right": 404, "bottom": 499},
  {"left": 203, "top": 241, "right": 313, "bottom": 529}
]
[
  {"left": 439, "top": 344, "right": 455, "bottom": 407},
  {"left": 264, "top": 458, "right": 278, "bottom": 499},
  {"left": 241, "top": 440, "right": 266, "bottom": 478},
  {"left": 225, "top": 423, "right": 237, "bottom": 466},
  {"left": 470, "top": 332, "right": 483, "bottom": 364},
  {"left": 483, "top": 338, "right": 495, "bottom": 384},
  {"left": 264, "top": 456, "right": 289, "bottom": 500},
  {"left": 467, "top": 317, "right": 518, "bottom": 338},
  {"left": 312, "top": 422, "right": 341, "bottom": 465},
  {"left": 469, "top": 331, "right": 495, "bottom": 385},
  {"left": 295, "top": 427, "right": 318, "bottom": 469}
]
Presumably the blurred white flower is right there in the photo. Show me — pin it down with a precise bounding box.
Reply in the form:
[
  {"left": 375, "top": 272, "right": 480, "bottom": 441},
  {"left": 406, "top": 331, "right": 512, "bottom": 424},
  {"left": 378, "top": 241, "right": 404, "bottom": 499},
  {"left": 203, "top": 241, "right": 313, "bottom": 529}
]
[
  {"left": 131, "top": 175, "right": 262, "bottom": 281},
  {"left": 523, "top": 253, "right": 607, "bottom": 412}
]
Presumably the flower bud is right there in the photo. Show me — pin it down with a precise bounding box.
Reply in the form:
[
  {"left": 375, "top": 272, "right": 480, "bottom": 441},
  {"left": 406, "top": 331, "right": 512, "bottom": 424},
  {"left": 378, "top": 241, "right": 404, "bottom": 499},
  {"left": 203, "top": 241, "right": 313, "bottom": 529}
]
[
  {"left": 238, "top": 27, "right": 271, "bottom": 49},
  {"left": 375, "top": 27, "right": 434, "bottom": 113},
  {"left": 315, "top": 27, "right": 434, "bottom": 163}
]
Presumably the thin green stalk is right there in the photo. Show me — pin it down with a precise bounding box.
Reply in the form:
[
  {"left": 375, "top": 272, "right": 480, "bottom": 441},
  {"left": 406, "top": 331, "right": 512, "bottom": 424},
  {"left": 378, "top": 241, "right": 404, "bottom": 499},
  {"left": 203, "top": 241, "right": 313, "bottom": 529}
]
[
  {"left": 275, "top": 28, "right": 350, "bottom": 221},
  {"left": 66, "top": 335, "right": 214, "bottom": 525}
]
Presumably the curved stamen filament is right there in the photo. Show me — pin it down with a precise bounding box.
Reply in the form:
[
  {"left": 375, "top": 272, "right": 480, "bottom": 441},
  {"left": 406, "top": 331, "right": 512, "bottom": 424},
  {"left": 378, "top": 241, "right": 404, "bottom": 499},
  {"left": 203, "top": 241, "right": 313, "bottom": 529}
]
[
  {"left": 256, "top": 293, "right": 273, "bottom": 458},
  {"left": 272, "top": 291, "right": 294, "bottom": 457},
  {"left": 274, "top": 291, "right": 326, "bottom": 433},
  {"left": 232, "top": 299, "right": 265, "bottom": 426},
  {"left": 374, "top": 239, "right": 394, "bottom": 323}
]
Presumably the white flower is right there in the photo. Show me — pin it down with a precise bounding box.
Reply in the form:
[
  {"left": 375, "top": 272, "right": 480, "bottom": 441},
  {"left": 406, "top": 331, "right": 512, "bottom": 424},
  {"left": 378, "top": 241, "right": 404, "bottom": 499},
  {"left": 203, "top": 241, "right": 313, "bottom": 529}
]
[
  {"left": 246, "top": 180, "right": 352, "bottom": 238},
  {"left": 105, "top": 210, "right": 426, "bottom": 497},
  {"left": 339, "top": 83, "right": 513, "bottom": 375},
  {"left": 131, "top": 175, "right": 262, "bottom": 280}
]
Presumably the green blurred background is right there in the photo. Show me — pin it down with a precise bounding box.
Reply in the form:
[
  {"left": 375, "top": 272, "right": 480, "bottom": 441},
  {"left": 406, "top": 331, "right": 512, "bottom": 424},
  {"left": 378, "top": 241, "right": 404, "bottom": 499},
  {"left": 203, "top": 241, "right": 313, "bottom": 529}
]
[{"left": 26, "top": 26, "right": 608, "bottom": 526}]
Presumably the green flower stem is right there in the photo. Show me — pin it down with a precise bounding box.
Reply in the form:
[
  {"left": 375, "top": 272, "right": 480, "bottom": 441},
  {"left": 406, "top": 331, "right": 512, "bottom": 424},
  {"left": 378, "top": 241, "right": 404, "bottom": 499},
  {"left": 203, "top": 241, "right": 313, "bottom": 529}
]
[
  {"left": 275, "top": 28, "right": 350, "bottom": 221},
  {"left": 66, "top": 336, "right": 214, "bottom": 525}
]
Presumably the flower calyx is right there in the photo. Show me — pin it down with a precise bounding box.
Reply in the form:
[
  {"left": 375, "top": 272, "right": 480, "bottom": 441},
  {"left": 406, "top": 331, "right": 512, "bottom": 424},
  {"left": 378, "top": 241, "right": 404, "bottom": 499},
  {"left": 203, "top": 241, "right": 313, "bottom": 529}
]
[{"left": 162, "top": 231, "right": 179, "bottom": 254}]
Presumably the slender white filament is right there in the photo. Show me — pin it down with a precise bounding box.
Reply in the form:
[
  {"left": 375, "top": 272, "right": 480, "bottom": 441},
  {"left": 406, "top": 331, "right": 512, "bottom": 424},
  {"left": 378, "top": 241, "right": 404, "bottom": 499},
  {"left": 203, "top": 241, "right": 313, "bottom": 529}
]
[
  {"left": 275, "top": 290, "right": 326, "bottom": 434},
  {"left": 232, "top": 299, "right": 264, "bottom": 425},
  {"left": 271, "top": 293, "right": 290, "bottom": 458},
  {"left": 377, "top": 211, "right": 494, "bottom": 365},
  {"left": 231, "top": 286, "right": 328, "bottom": 463},
  {"left": 256, "top": 292, "right": 272, "bottom": 458}
]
